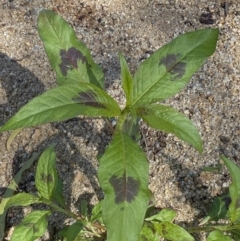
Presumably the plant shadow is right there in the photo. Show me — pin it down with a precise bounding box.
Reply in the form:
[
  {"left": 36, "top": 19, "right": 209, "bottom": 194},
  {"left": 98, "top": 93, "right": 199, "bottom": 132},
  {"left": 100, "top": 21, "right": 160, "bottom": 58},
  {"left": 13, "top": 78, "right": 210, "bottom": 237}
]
[{"left": 0, "top": 52, "right": 113, "bottom": 239}]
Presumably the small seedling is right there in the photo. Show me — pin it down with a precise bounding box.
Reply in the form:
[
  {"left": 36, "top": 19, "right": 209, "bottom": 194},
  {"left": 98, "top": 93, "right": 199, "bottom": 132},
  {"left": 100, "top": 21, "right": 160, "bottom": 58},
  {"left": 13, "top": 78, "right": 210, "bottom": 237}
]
[{"left": 0, "top": 9, "right": 230, "bottom": 241}]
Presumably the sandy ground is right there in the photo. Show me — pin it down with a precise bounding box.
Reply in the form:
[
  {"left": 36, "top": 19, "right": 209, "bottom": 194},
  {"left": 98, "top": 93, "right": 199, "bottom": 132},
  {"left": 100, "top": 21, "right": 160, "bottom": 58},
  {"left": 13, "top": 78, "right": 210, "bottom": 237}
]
[{"left": 0, "top": 0, "right": 240, "bottom": 240}]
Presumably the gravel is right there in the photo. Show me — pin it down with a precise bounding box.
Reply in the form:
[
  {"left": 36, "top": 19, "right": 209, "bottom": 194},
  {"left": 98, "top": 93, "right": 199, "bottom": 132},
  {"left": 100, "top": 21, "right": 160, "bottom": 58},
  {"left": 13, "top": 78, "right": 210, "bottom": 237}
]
[{"left": 0, "top": 0, "right": 240, "bottom": 240}]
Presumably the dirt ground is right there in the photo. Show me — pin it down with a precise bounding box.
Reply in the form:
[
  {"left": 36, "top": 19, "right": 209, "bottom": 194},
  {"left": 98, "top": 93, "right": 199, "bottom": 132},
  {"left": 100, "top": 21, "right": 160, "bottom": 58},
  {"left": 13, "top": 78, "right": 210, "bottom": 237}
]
[{"left": 0, "top": 0, "right": 240, "bottom": 240}]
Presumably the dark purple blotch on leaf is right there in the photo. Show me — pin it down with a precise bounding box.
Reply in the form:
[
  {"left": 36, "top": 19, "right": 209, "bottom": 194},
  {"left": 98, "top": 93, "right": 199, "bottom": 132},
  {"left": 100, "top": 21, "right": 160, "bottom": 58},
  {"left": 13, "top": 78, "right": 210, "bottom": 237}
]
[
  {"left": 72, "top": 90, "right": 106, "bottom": 109},
  {"left": 222, "top": 196, "right": 231, "bottom": 210},
  {"left": 109, "top": 172, "right": 140, "bottom": 204},
  {"left": 141, "top": 235, "right": 148, "bottom": 241},
  {"left": 159, "top": 54, "right": 186, "bottom": 80},
  {"left": 23, "top": 223, "right": 39, "bottom": 233},
  {"left": 137, "top": 107, "right": 151, "bottom": 116},
  {"left": 41, "top": 173, "right": 53, "bottom": 183},
  {"left": 161, "top": 223, "right": 168, "bottom": 236},
  {"left": 59, "top": 47, "right": 87, "bottom": 76}
]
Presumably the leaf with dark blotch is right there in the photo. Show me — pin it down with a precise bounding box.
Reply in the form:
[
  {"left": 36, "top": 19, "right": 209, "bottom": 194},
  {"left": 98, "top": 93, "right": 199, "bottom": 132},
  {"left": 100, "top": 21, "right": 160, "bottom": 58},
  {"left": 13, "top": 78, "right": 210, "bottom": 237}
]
[
  {"left": 72, "top": 90, "right": 106, "bottom": 109},
  {"left": 0, "top": 84, "right": 120, "bottom": 132},
  {"left": 10, "top": 210, "right": 50, "bottom": 241},
  {"left": 139, "top": 224, "right": 159, "bottom": 241},
  {"left": 59, "top": 47, "right": 87, "bottom": 76},
  {"left": 38, "top": 10, "right": 104, "bottom": 88},
  {"left": 159, "top": 54, "right": 186, "bottom": 81},
  {"left": 109, "top": 172, "right": 140, "bottom": 204},
  {"left": 35, "top": 146, "right": 58, "bottom": 200},
  {"left": 98, "top": 132, "right": 150, "bottom": 241},
  {"left": 132, "top": 28, "right": 219, "bottom": 106},
  {"left": 41, "top": 173, "right": 53, "bottom": 183}
]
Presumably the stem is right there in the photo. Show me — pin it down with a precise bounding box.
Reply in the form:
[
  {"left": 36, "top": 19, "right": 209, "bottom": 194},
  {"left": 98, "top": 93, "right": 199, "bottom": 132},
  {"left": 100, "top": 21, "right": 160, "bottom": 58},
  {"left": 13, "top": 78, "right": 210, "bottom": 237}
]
[
  {"left": 41, "top": 198, "right": 83, "bottom": 221},
  {"left": 186, "top": 224, "right": 235, "bottom": 233},
  {"left": 41, "top": 198, "right": 106, "bottom": 234}
]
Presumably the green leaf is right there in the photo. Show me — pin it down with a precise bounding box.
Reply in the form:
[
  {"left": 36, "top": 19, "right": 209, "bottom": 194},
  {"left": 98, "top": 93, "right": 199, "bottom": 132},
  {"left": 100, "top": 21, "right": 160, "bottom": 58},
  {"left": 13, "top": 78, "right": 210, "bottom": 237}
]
[
  {"left": 0, "top": 152, "right": 40, "bottom": 241},
  {"left": 91, "top": 201, "right": 103, "bottom": 222},
  {"left": 199, "top": 193, "right": 230, "bottom": 226},
  {"left": 137, "top": 104, "right": 202, "bottom": 152},
  {"left": 202, "top": 164, "right": 222, "bottom": 174},
  {"left": 35, "top": 146, "right": 58, "bottom": 200},
  {"left": 138, "top": 224, "right": 158, "bottom": 241},
  {"left": 132, "top": 28, "right": 219, "bottom": 106},
  {"left": 52, "top": 177, "right": 66, "bottom": 208},
  {"left": 98, "top": 132, "right": 151, "bottom": 241},
  {"left": 145, "top": 208, "right": 176, "bottom": 222},
  {"left": 80, "top": 200, "right": 88, "bottom": 216},
  {"left": 58, "top": 222, "right": 83, "bottom": 241},
  {"left": 232, "top": 229, "right": 240, "bottom": 241},
  {"left": 153, "top": 221, "right": 194, "bottom": 241},
  {"left": 5, "top": 193, "right": 41, "bottom": 210},
  {"left": 0, "top": 83, "right": 121, "bottom": 132},
  {"left": 206, "top": 230, "right": 234, "bottom": 241},
  {"left": 122, "top": 115, "right": 141, "bottom": 143},
  {"left": 38, "top": 9, "right": 104, "bottom": 88},
  {"left": 10, "top": 210, "right": 50, "bottom": 241},
  {"left": 119, "top": 52, "right": 133, "bottom": 106},
  {"left": 221, "top": 156, "right": 240, "bottom": 223}
]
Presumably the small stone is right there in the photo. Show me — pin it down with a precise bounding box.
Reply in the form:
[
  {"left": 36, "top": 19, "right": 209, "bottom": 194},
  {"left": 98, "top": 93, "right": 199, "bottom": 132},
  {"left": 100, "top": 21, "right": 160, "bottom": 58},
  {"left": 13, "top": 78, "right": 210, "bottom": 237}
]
[
  {"left": 32, "top": 129, "right": 41, "bottom": 140},
  {"left": 222, "top": 182, "right": 229, "bottom": 188}
]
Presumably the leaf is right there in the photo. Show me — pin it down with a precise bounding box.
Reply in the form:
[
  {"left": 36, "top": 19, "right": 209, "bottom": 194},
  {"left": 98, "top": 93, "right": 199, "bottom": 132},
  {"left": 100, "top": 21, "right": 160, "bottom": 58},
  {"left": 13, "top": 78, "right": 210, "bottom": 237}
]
[
  {"left": 52, "top": 177, "right": 66, "bottom": 208},
  {"left": 202, "top": 164, "right": 222, "bottom": 174},
  {"left": 0, "top": 152, "right": 40, "bottom": 241},
  {"left": 58, "top": 222, "right": 83, "bottom": 241},
  {"left": 206, "top": 230, "right": 234, "bottom": 241},
  {"left": 80, "top": 200, "right": 88, "bottom": 216},
  {"left": 153, "top": 221, "right": 194, "bottom": 241},
  {"left": 119, "top": 52, "right": 133, "bottom": 106},
  {"left": 35, "top": 146, "right": 58, "bottom": 200},
  {"left": 232, "top": 229, "right": 240, "bottom": 241},
  {"left": 6, "top": 128, "right": 23, "bottom": 150},
  {"left": 91, "top": 201, "right": 103, "bottom": 222},
  {"left": 145, "top": 208, "right": 176, "bottom": 222},
  {"left": 199, "top": 193, "right": 230, "bottom": 226},
  {"left": 5, "top": 193, "right": 41, "bottom": 210},
  {"left": 137, "top": 104, "right": 202, "bottom": 152},
  {"left": 221, "top": 156, "right": 240, "bottom": 223},
  {"left": 10, "top": 210, "right": 50, "bottom": 241},
  {"left": 0, "top": 83, "right": 121, "bottom": 132},
  {"left": 138, "top": 224, "right": 158, "bottom": 241},
  {"left": 98, "top": 132, "right": 151, "bottom": 241},
  {"left": 132, "top": 28, "right": 219, "bottom": 106},
  {"left": 38, "top": 9, "right": 104, "bottom": 88},
  {"left": 122, "top": 114, "right": 141, "bottom": 143}
]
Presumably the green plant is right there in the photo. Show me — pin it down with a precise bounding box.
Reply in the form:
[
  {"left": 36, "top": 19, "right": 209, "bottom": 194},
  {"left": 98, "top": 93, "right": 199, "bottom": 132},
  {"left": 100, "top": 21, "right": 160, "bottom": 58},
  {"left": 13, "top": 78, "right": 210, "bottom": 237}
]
[
  {"left": 0, "top": 9, "right": 221, "bottom": 241},
  {"left": 186, "top": 156, "right": 240, "bottom": 241}
]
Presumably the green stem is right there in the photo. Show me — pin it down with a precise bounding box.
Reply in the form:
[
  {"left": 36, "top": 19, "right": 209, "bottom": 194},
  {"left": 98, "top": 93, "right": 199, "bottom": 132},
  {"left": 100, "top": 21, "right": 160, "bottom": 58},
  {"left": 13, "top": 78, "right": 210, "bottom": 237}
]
[
  {"left": 41, "top": 198, "right": 83, "bottom": 221},
  {"left": 186, "top": 224, "right": 235, "bottom": 233},
  {"left": 41, "top": 198, "right": 106, "bottom": 236}
]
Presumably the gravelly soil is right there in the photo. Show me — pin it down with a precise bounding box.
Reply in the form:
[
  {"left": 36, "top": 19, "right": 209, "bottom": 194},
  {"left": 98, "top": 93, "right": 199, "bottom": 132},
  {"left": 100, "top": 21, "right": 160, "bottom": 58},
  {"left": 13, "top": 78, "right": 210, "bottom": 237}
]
[{"left": 0, "top": 0, "right": 240, "bottom": 240}]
